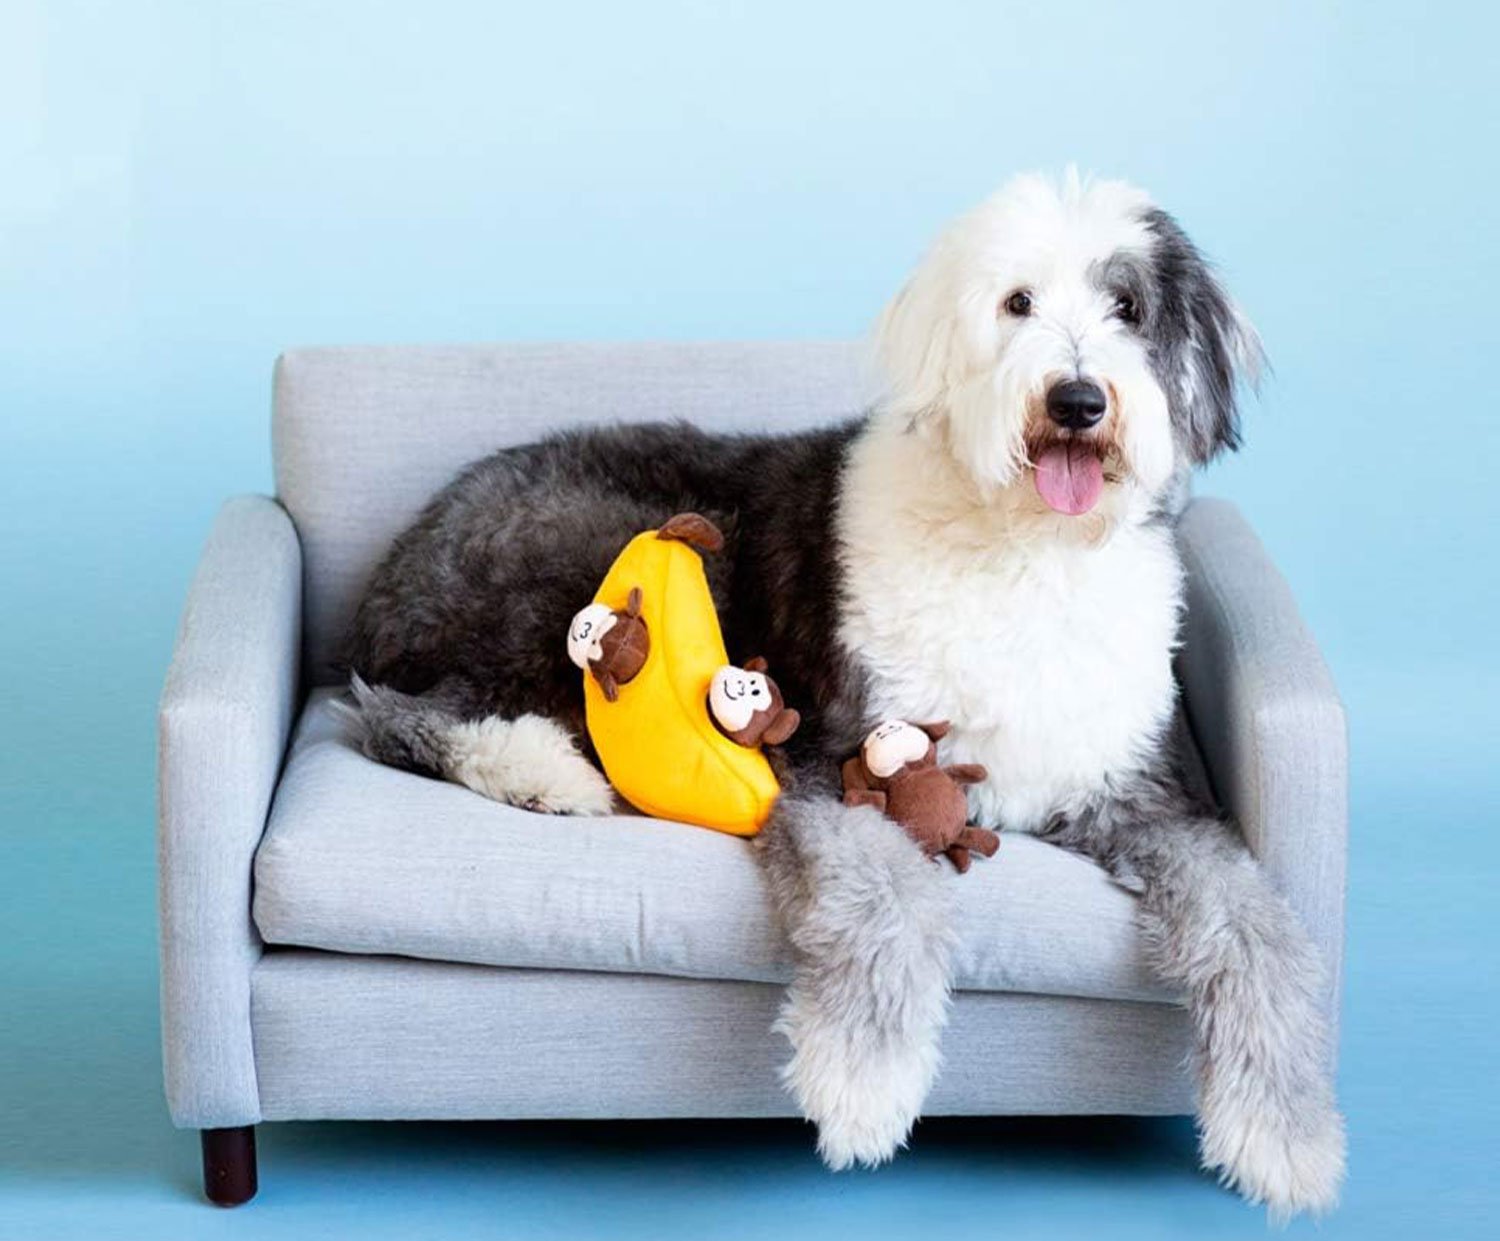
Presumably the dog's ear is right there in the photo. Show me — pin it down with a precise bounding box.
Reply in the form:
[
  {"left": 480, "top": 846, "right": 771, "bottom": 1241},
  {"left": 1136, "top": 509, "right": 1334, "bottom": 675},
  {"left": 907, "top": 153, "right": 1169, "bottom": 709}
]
[
  {"left": 874, "top": 259, "right": 963, "bottom": 428},
  {"left": 1142, "top": 208, "right": 1266, "bottom": 466}
]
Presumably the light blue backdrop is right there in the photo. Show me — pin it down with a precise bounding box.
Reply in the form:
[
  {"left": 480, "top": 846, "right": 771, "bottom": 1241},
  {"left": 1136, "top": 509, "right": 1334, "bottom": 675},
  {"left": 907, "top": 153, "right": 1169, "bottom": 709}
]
[{"left": 2, "top": 2, "right": 1495, "bottom": 1239}]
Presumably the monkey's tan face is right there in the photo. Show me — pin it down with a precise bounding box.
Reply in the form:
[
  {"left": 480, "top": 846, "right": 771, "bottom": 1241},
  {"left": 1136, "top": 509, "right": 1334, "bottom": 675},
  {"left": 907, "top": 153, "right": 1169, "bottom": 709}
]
[
  {"left": 566, "top": 603, "right": 617, "bottom": 669},
  {"left": 862, "top": 720, "right": 930, "bottom": 778},
  {"left": 708, "top": 666, "right": 774, "bottom": 733}
]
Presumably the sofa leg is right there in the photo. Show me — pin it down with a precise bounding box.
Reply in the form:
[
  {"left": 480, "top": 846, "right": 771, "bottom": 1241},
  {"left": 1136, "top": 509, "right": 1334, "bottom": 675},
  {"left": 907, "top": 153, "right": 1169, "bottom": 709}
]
[{"left": 201, "top": 1125, "right": 257, "bottom": 1206}]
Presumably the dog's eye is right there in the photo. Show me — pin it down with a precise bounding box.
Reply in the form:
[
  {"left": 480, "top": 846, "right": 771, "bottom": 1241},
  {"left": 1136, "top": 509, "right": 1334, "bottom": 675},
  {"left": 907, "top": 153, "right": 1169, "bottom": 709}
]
[
  {"left": 1002, "top": 290, "right": 1033, "bottom": 318},
  {"left": 1113, "top": 293, "right": 1140, "bottom": 326}
]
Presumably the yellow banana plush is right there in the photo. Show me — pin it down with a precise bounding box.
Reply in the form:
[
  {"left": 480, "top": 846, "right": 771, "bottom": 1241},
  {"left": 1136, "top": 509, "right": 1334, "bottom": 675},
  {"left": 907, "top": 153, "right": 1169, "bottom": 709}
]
[{"left": 570, "top": 513, "right": 785, "bottom": 836}]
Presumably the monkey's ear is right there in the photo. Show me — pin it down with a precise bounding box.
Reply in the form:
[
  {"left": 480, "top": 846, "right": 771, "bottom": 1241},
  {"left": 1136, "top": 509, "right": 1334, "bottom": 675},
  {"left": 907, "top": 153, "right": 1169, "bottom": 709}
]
[
  {"left": 625, "top": 586, "right": 643, "bottom": 616},
  {"left": 744, "top": 656, "right": 768, "bottom": 673},
  {"left": 600, "top": 673, "right": 619, "bottom": 703},
  {"left": 917, "top": 720, "right": 951, "bottom": 741},
  {"left": 762, "top": 708, "right": 800, "bottom": 747}
]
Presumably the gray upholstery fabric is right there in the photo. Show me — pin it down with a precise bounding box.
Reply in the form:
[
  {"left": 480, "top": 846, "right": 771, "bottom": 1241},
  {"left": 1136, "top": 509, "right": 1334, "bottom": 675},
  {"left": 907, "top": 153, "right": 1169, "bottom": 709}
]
[
  {"left": 254, "top": 690, "right": 1179, "bottom": 1004},
  {"left": 272, "top": 342, "right": 869, "bottom": 680},
  {"left": 252, "top": 951, "right": 1194, "bottom": 1121},
  {"left": 1175, "top": 498, "right": 1349, "bottom": 1048},
  {"left": 158, "top": 496, "right": 302, "bottom": 1128}
]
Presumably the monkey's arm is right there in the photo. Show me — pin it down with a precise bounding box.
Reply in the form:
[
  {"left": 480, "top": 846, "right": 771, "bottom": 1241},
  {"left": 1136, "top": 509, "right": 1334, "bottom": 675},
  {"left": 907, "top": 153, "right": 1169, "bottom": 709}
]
[
  {"left": 956, "top": 825, "right": 1001, "bottom": 858},
  {"left": 943, "top": 763, "right": 987, "bottom": 786},
  {"left": 840, "top": 756, "right": 869, "bottom": 793}
]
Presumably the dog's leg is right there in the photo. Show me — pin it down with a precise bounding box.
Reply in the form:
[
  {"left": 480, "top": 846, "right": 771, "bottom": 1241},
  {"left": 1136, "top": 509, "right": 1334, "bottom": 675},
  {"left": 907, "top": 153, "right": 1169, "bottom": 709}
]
[
  {"left": 1048, "top": 796, "right": 1346, "bottom": 1219},
  {"left": 344, "top": 677, "right": 614, "bottom": 816},
  {"left": 757, "top": 790, "right": 957, "bottom": 1170}
]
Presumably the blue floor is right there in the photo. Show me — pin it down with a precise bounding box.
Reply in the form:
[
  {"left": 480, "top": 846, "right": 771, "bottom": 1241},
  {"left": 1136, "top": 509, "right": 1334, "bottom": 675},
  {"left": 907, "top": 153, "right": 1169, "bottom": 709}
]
[{"left": 1, "top": 666, "right": 1495, "bottom": 1241}]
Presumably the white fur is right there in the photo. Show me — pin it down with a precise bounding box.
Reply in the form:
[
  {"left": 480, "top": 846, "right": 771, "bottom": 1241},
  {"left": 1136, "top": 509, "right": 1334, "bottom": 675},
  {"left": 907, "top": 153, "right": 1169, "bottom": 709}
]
[
  {"left": 1203, "top": 1080, "right": 1348, "bottom": 1221},
  {"left": 838, "top": 411, "right": 1183, "bottom": 834},
  {"left": 842, "top": 172, "right": 1185, "bottom": 834},
  {"left": 776, "top": 984, "right": 944, "bottom": 1170},
  {"left": 449, "top": 714, "right": 614, "bottom": 815}
]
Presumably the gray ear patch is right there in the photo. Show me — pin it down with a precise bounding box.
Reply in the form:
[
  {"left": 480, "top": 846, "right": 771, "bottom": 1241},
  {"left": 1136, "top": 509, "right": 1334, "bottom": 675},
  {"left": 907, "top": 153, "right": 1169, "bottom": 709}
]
[{"left": 1138, "top": 208, "right": 1265, "bottom": 466}]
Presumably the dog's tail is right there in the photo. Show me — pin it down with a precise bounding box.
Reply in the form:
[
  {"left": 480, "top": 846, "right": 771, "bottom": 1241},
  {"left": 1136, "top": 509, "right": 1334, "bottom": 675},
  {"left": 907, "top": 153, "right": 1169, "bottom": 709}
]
[{"left": 338, "top": 676, "right": 614, "bottom": 816}]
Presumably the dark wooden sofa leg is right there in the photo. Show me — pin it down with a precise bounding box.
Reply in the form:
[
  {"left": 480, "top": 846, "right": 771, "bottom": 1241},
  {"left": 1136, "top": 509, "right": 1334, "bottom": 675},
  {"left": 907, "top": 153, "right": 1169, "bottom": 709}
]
[{"left": 201, "top": 1125, "right": 257, "bottom": 1206}]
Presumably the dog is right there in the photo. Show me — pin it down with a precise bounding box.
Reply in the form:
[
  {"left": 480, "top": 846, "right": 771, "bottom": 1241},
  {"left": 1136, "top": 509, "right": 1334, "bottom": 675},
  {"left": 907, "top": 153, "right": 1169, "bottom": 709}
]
[{"left": 343, "top": 170, "right": 1346, "bottom": 1217}]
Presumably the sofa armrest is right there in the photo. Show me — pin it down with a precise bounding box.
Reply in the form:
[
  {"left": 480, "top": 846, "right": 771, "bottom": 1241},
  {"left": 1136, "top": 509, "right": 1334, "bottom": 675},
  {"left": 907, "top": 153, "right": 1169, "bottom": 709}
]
[
  {"left": 1175, "top": 497, "right": 1348, "bottom": 1042},
  {"left": 158, "top": 495, "right": 302, "bottom": 1128}
]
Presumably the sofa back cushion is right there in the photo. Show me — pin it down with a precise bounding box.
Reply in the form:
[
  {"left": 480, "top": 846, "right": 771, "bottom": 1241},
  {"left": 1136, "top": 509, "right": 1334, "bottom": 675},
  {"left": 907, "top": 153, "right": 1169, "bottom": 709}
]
[{"left": 273, "top": 341, "right": 869, "bottom": 682}]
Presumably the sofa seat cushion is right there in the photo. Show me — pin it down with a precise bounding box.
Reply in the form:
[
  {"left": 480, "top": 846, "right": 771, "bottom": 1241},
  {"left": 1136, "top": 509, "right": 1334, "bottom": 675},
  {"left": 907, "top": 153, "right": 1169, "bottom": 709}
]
[{"left": 254, "top": 690, "right": 1181, "bottom": 1003}]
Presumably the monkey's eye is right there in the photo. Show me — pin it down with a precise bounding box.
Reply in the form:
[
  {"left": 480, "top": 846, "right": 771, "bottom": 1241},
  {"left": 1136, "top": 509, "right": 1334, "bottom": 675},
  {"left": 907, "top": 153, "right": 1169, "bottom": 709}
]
[
  {"left": 1003, "top": 290, "right": 1033, "bottom": 318},
  {"left": 1113, "top": 293, "right": 1140, "bottom": 326}
]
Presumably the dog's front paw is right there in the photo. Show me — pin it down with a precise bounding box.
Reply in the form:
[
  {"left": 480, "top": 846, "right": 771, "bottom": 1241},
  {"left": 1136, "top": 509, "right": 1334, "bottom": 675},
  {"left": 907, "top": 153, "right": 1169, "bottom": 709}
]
[
  {"left": 812, "top": 1083, "right": 918, "bottom": 1171},
  {"left": 775, "top": 986, "right": 939, "bottom": 1171},
  {"left": 1200, "top": 1089, "right": 1347, "bottom": 1221}
]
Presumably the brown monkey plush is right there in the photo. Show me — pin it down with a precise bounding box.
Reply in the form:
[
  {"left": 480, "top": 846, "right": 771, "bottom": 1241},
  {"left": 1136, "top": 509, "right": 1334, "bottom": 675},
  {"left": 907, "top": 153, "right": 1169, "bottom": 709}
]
[
  {"left": 708, "top": 658, "right": 801, "bottom": 747},
  {"left": 566, "top": 586, "right": 650, "bottom": 702},
  {"left": 841, "top": 720, "right": 1000, "bottom": 873}
]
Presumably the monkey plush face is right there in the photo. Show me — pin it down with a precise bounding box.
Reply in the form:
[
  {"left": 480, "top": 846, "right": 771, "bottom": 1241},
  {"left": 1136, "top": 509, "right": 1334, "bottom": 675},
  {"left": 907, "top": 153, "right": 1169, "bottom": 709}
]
[
  {"left": 708, "top": 658, "right": 801, "bottom": 747},
  {"left": 708, "top": 665, "right": 772, "bottom": 732},
  {"left": 862, "top": 719, "right": 935, "bottom": 780},
  {"left": 567, "top": 603, "right": 617, "bottom": 670},
  {"left": 567, "top": 588, "right": 649, "bottom": 702}
]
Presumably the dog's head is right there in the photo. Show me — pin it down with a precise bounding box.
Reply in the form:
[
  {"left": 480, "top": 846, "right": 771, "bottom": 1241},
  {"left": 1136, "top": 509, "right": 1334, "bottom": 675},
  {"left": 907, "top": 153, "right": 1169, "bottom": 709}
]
[{"left": 875, "top": 170, "right": 1263, "bottom": 527}]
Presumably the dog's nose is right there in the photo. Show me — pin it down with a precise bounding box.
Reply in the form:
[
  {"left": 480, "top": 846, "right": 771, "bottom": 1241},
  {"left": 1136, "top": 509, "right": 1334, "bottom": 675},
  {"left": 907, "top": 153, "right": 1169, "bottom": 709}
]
[{"left": 1046, "top": 379, "right": 1107, "bottom": 430}]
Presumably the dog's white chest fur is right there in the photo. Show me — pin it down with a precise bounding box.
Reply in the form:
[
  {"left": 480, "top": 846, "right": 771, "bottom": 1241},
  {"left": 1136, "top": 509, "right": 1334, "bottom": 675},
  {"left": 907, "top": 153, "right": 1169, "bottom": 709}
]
[{"left": 836, "top": 421, "right": 1183, "bottom": 834}]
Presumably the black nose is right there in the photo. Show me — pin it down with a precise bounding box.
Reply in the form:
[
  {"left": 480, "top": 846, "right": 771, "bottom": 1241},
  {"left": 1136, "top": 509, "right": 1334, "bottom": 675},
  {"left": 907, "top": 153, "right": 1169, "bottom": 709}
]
[{"left": 1046, "top": 379, "right": 1107, "bottom": 430}]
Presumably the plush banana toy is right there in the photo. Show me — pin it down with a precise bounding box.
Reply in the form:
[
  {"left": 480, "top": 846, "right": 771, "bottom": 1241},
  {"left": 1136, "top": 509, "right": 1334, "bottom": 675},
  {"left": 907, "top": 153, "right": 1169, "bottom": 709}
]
[{"left": 566, "top": 513, "right": 794, "bottom": 836}]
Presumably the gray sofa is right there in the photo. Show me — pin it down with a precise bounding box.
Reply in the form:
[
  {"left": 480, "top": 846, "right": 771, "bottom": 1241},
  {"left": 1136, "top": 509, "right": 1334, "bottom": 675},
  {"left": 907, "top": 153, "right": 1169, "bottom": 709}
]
[{"left": 158, "top": 342, "right": 1347, "bottom": 1205}]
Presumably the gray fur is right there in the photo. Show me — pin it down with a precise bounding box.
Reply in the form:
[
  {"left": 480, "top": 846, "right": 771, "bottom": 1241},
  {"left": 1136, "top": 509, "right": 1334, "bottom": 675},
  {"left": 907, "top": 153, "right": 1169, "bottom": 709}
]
[
  {"left": 1041, "top": 742, "right": 1346, "bottom": 1218},
  {"left": 342, "top": 420, "right": 867, "bottom": 770},
  {"left": 1094, "top": 211, "right": 1265, "bottom": 468},
  {"left": 1139, "top": 208, "right": 1266, "bottom": 463},
  {"left": 758, "top": 786, "right": 957, "bottom": 1169},
  {"left": 340, "top": 674, "right": 472, "bottom": 776}
]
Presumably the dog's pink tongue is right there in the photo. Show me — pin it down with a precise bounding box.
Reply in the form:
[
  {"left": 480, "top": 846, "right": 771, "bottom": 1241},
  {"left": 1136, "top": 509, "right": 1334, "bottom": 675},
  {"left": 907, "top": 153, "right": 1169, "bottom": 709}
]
[{"left": 1033, "top": 442, "right": 1105, "bottom": 515}]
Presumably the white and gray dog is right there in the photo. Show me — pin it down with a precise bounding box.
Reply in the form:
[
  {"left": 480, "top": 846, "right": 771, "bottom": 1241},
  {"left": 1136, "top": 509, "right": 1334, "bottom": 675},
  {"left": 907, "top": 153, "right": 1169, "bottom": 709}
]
[{"left": 345, "top": 171, "right": 1346, "bottom": 1217}]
